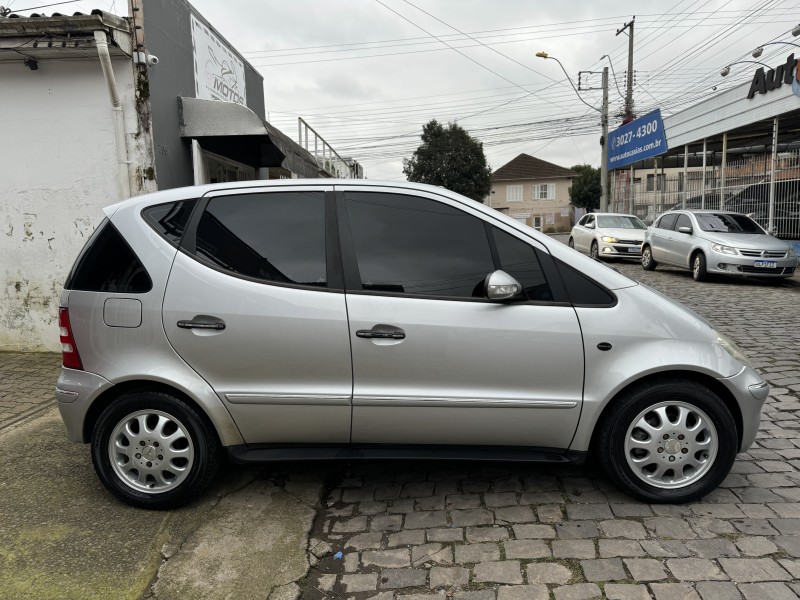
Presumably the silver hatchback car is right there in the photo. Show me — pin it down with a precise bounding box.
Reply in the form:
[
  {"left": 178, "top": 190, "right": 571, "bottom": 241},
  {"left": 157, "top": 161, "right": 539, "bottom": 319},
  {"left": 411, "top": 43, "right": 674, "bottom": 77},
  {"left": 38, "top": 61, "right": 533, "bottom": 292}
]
[
  {"left": 56, "top": 181, "right": 768, "bottom": 509},
  {"left": 642, "top": 210, "right": 797, "bottom": 281}
]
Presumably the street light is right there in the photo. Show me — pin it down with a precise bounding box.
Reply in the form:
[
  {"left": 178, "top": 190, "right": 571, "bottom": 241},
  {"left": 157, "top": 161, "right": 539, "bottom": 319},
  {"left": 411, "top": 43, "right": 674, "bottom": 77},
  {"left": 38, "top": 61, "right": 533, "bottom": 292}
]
[
  {"left": 752, "top": 40, "right": 800, "bottom": 58},
  {"left": 720, "top": 60, "right": 769, "bottom": 77},
  {"left": 536, "top": 51, "right": 610, "bottom": 212}
]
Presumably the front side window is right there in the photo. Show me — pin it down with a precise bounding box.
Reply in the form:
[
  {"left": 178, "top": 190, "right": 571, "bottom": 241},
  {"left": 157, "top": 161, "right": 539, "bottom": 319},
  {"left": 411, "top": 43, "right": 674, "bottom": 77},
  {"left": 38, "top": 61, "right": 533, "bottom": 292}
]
[
  {"left": 674, "top": 214, "right": 693, "bottom": 231},
  {"left": 194, "top": 191, "right": 328, "bottom": 287},
  {"left": 491, "top": 227, "right": 552, "bottom": 301},
  {"left": 696, "top": 213, "right": 764, "bottom": 233},
  {"left": 345, "top": 192, "right": 494, "bottom": 298},
  {"left": 585, "top": 214, "right": 595, "bottom": 227}
]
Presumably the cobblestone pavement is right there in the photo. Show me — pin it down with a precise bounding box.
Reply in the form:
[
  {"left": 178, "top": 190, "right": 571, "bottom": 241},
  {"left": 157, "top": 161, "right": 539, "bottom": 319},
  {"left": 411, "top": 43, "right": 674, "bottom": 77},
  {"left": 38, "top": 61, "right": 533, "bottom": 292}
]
[
  {"left": 299, "top": 262, "right": 800, "bottom": 600},
  {"left": 0, "top": 352, "right": 60, "bottom": 431}
]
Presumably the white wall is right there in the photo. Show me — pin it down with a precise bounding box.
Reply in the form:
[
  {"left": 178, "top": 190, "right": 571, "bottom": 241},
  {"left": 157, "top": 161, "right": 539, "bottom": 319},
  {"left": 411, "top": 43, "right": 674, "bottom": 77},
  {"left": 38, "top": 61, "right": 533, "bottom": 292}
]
[{"left": 0, "top": 57, "right": 139, "bottom": 351}]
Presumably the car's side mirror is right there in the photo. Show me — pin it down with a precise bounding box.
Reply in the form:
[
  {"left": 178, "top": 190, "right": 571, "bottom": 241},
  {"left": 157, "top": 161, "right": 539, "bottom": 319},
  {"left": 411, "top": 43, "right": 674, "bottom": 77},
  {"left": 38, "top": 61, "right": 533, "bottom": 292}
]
[
  {"left": 677, "top": 226, "right": 693, "bottom": 234},
  {"left": 585, "top": 222, "right": 595, "bottom": 229},
  {"left": 484, "top": 270, "right": 522, "bottom": 301}
]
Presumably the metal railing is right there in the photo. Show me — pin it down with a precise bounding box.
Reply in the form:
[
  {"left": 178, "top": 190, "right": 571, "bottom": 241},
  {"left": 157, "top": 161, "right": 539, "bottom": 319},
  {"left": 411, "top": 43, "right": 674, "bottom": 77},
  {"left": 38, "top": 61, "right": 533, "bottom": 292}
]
[
  {"left": 297, "top": 118, "right": 360, "bottom": 179},
  {"left": 611, "top": 150, "right": 800, "bottom": 239}
]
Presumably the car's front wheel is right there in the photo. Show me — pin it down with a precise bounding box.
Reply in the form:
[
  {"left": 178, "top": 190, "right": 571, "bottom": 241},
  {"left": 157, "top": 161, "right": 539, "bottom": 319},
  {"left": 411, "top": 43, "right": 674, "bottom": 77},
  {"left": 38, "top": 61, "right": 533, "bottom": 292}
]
[
  {"left": 641, "top": 245, "right": 656, "bottom": 270},
  {"left": 692, "top": 252, "right": 708, "bottom": 282},
  {"left": 568, "top": 237, "right": 575, "bottom": 249},
  {"left": 590, "top": 240, "right": 600, "bottom": 260},
  {"left": 597, "top": 379, "right": 737, "bottom": 503},
  {"left": 91, "top": 391, "right": 220, "bottom": 509}
]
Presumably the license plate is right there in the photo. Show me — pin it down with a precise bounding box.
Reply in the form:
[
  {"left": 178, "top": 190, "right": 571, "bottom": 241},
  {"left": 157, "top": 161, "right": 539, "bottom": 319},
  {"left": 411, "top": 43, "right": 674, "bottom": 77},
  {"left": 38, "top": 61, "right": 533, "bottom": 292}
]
[
  {"left": 628, "top": 247, "right": 640, "bottom": 253},
  {"left": 754, "top": 260, "right": 777, "bottom": 268}
]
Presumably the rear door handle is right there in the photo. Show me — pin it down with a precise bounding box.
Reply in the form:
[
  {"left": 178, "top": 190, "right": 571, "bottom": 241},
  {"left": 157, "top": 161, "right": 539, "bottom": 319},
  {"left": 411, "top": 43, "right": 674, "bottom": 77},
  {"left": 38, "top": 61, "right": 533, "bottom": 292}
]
[
  {"left": 356, "top": 329, "right": 405, "bottom": 340},
  {"left": 177, "top": 319, "right": 226, "bottom": 330}
]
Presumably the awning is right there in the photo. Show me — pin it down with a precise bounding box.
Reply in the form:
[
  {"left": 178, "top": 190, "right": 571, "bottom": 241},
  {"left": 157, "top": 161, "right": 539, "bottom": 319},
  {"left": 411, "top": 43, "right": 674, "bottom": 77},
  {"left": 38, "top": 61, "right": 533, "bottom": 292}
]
[{"left": 178, "top": 96, "right": 322, "bottom": 178}]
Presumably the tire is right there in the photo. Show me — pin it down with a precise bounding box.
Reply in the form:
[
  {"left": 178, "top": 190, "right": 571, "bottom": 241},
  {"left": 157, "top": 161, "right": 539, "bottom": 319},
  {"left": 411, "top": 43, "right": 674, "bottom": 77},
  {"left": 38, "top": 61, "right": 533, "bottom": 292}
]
[
  {"left": 641, "top": 245, "right": 657, "bottom": 270},
  {"left": 590, "top": 240, "right": 600, "bottom": 260},
  {"left": 692, "top": 252, "right": 708, "bottom": 282},
  {"left": 91, "top": 391, "right": 221, "bottom": 509},
  {"left": 597, "top": 379, "right": 737, "bottom": 503},
  {"left": 568, "top": 237, "right": 575, "bottom": 249}
]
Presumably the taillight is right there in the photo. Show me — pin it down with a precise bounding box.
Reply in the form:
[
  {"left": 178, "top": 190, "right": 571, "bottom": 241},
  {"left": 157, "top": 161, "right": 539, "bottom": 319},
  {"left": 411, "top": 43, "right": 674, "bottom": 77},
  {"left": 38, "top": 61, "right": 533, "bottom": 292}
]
[{"left": 59, "top": 308, "right": 83, "bottom": 370}]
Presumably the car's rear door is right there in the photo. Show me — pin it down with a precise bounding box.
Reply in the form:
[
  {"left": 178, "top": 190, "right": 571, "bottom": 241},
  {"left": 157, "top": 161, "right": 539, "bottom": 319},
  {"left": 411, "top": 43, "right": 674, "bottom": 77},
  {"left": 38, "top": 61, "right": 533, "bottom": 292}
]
[
  {"left": 337, "top": 186, "right": 585, "bottom": 451},
  {"left": 161, "top": 185, "right": 353, "bottom": 444}
]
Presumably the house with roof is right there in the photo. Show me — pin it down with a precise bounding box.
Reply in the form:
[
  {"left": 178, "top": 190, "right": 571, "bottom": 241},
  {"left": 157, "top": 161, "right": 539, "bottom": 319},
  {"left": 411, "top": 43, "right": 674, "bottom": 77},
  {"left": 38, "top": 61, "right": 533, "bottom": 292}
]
[{"left": 486, "top": 154, "right": 577, "bottom": 232}]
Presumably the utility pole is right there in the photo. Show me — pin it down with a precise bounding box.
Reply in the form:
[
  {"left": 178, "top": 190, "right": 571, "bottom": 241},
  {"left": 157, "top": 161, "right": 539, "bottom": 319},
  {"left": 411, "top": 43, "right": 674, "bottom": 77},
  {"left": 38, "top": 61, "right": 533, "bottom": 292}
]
[
  {"left": 616, "top": 17, "right": 635, "bottom": 124},
  {"left": 601, "top": 67, "right": 609, "bottom": 212}
]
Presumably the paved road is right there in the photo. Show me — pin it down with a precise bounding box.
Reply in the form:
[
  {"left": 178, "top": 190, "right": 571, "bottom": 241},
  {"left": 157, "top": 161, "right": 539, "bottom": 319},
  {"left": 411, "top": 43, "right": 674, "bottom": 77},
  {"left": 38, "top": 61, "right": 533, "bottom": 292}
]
[
  {"left": 1, "top": 255, "right": 798, "bottom": 600},
  {"left": 299, "top": 260, "right": 800, "bottom": 600}
]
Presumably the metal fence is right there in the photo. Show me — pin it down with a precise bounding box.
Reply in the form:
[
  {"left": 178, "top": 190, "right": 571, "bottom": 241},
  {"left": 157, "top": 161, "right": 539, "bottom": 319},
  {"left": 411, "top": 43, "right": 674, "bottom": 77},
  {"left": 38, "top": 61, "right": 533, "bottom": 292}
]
[{"left": 611, "top": 150, "right": 800, "bottom": 239}]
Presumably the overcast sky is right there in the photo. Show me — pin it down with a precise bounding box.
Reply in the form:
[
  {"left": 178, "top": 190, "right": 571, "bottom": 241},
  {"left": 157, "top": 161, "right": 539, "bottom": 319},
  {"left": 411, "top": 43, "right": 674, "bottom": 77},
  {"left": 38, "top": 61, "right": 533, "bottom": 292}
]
[{"left": 12, "top": 0, "right": 800, "bottom": 180}]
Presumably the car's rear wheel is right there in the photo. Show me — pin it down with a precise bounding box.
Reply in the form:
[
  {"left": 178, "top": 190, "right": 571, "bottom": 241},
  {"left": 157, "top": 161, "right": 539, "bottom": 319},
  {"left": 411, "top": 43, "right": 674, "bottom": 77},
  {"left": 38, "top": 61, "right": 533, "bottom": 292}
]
[
  {"left": 597, "top": 379, "right": 737, "bottom": 503},
  {"left": 641, "top": 245, "right": 656, "bottom": 270},
  {"left": 590, "top": 240, "right": 600, "bottom": 260},
  {"left": 568, "top": 237, "right": 575, "bottom": 249},
  {"left": 692, "top": 252, "right": 708, "bottom": 281},
  {"left": 91, "top": 391, "right": 220, "bottom": 509}
]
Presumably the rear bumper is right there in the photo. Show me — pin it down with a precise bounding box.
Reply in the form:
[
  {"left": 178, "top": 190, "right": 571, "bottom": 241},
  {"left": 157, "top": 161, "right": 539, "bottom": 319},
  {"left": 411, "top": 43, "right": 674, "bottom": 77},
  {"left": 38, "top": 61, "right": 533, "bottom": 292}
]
[
  {"left": 55, "top": 367, "right": 111, "bottom": 443},
  {"left": 716, "top": 365, "right": 768, "bottom": 452}
]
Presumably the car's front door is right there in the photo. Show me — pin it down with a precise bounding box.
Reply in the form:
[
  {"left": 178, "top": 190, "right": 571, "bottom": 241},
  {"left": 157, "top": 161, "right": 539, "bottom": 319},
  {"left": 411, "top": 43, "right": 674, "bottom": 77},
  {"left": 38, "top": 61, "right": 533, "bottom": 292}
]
[
  {"left": 668, "top": 213, "right": 695, "bottom": 267},
  {"left": 579, "top": 214, "right": 596, "bottom": 251},
  {"left": 162, "top": 186, "right": 353, "bottom": 444},
  {"left": 338, "top": 187, "right": 585, "bottom": 451}
]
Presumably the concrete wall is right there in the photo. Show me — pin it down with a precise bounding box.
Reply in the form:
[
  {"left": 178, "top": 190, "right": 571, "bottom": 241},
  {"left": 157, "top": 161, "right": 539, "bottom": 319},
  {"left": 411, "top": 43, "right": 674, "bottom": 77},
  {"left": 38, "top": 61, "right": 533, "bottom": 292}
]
[
  {"left": 488, "top": 178, "right": 574, "bottom": 231},
  {"left": 143, "top": 0, "right": 266, "bottom": 190},
  {"left": 0, "top": 57, "right": 138, "bottom": 351}
]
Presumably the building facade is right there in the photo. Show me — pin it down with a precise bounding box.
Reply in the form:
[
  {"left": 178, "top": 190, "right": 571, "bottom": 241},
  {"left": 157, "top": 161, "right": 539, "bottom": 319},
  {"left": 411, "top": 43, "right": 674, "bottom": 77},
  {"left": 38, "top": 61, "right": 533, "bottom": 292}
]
[
  {"left": 486, "top": 154, "right": 577, "bottom": 232},
  {"left": 0, "top": 1, "right": 358, "bottom": 351}
]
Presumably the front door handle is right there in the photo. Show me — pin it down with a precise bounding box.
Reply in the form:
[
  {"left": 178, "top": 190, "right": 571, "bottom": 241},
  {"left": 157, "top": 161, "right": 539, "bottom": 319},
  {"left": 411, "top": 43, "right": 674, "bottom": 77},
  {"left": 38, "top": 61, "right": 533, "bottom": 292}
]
[
  {"left": 356, "top": 329, "right": 405, "bottom": 340},
  {"left": 177, "top": 319, "right": 226, "bottom": 330}
]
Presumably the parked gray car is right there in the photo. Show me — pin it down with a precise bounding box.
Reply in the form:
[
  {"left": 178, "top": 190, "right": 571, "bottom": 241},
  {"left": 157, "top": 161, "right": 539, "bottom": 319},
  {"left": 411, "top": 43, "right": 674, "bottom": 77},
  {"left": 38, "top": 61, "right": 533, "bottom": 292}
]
[
  {"left": 641, "top": 210, "right": 797, "bottom": 281},
  {"left": 56, "top": 181, "right": 768, "bottom": 508}
]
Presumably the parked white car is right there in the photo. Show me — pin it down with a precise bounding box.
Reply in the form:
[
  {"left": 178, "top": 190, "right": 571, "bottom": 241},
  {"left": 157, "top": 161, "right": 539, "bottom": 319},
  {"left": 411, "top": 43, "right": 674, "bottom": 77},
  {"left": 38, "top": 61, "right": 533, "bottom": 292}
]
[{"left": 569, "top": 213, "right": 648, "bottom": 260}]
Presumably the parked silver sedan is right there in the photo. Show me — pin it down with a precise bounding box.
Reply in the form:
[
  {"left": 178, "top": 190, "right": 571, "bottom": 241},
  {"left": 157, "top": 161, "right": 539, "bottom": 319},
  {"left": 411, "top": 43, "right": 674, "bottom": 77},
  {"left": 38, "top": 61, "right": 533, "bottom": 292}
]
[
  {"left": 55, "top": 181, "right": 767, "bottom": 509},
  {"left": 642, "top": 210, "right": 797, "bottom": 281},
  {"left": 569, "top": 213, "right": 647, "bottom": 260}
]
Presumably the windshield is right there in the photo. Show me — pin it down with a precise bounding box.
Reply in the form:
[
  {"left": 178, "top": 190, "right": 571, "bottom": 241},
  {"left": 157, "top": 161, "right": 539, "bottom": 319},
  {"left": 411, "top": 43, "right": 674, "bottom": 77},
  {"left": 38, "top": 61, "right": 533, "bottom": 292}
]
[
  {"left": 696, "top": 213, "right": 764, "bottom": 234},
  {"left": 596, "top": 215, "right": 647, "bottom": 229}
]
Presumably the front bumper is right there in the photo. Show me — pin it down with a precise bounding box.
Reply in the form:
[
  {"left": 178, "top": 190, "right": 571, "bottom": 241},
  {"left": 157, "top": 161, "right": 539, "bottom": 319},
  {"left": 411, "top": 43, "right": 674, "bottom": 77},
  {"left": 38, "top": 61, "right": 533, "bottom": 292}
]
[
  {"left": 716, "top": 365, "right": 768, "bottom": 452},
  {"left": 599, "top": 242, "right": 642, "bottom": 258},
  {"left": 55, "top": 367, "right": 112, "bottom": 443},
  {"left": 707, "top": 253, "right": 797, "bottom": 278}
]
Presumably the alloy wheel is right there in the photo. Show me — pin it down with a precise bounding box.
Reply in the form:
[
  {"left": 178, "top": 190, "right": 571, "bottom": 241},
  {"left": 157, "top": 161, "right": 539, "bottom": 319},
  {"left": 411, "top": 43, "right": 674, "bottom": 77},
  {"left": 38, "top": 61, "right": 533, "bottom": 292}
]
[
  {"left": 623, "top": 401, "right": 718, "bottom": 489},
  {"left": 108, "top": 409, "right": 195, "bottom": 493}
]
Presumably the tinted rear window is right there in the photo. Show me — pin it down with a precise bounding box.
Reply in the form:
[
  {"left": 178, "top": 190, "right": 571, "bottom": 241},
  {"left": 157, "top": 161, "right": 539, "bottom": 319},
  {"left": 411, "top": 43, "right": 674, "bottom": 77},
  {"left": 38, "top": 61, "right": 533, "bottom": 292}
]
[
  {"left": 142, "top": 199, "right": 197, "bottom": 245},
  {"left": 65, "top": 220, "right": 152, "bottom": 292},
  {"left": 194, "top": 191, "right": 328, "bottom": 287}
]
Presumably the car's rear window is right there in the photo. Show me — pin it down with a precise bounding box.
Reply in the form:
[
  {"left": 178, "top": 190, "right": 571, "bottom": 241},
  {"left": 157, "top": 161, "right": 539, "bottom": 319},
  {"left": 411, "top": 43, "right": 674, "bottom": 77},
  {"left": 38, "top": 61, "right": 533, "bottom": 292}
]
[
  {"left": 696, "top": 213, "right": 763, "bottom": 233},
  {"left": 65, "top": 220, "right": 152, "bottom": 293}
]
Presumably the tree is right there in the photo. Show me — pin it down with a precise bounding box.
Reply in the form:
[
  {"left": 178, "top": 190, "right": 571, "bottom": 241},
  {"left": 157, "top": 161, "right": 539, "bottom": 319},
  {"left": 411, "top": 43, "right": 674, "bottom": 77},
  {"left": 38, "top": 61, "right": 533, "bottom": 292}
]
[
  {"left": 568, "top": 164, "right": 601, "bottom": 211},
  {"left": 403, "top": 120, "right": 492, "bottom": 202}
]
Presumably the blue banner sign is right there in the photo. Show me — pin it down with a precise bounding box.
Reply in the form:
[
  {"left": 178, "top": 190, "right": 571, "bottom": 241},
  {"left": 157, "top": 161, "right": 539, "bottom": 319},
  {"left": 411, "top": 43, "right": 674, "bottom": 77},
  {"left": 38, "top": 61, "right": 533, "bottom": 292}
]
[{"left": 607, "top": 109, "right": 668, "bottom": 170}]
